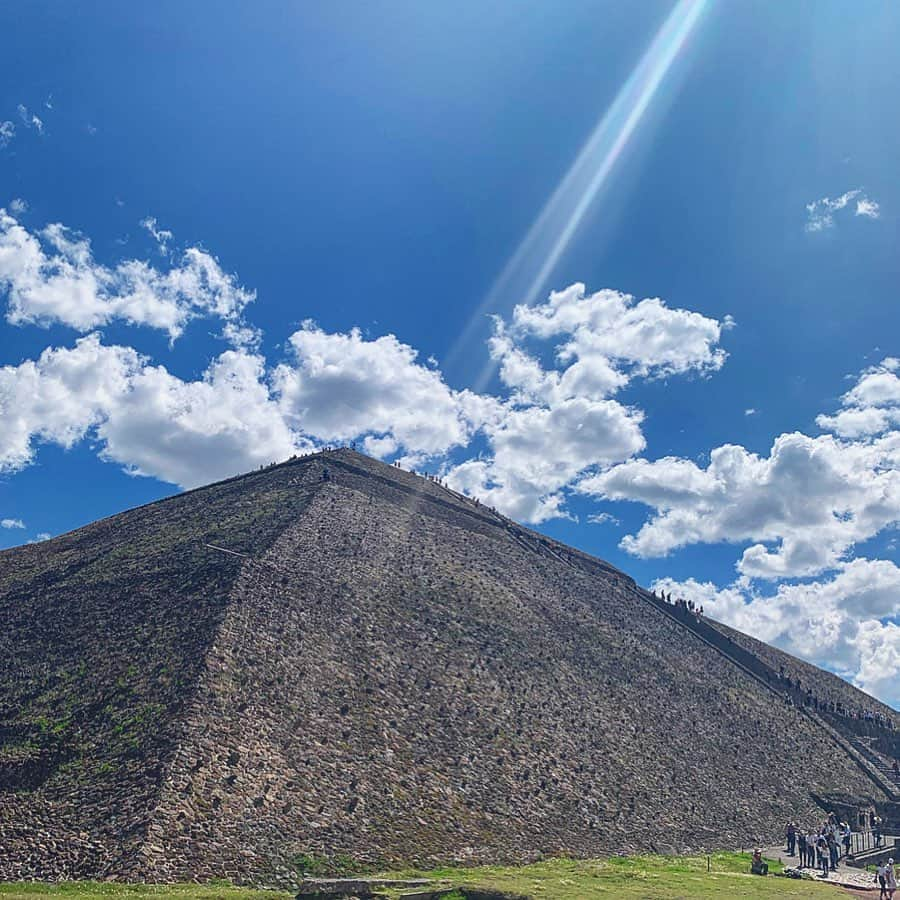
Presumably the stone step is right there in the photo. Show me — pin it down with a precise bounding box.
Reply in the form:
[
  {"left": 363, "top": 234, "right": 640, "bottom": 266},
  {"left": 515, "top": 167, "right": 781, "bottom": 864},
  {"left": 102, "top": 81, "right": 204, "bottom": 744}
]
[
  {"left": 296, "top": 878, "right": 432, "bottom": 899},
  {"left": 295, "top": 880, "right": 532, "bottom": 900}
]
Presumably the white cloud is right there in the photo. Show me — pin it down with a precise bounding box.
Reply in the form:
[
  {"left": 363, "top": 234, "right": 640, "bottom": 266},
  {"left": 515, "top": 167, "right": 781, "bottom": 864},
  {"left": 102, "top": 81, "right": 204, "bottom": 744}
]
[
  {"left": 806, "top": 189, "right": 880, "bottom": 232},
  {"left": 653, "top": 559, "right": 900, "bottom": 708},
  {"left": 140, "top": 216, "right": 173, "bottom": 254},
  {"left": 744, "top": 408, "right": 757, "bottom": 416},
  {"left": 0, "top": 210, "right": 255, "bottom": 339},
  {"left": 588, "top": 511, "right": 619, "bottom": 526},
  {"left": 1, "top": 518, "right": 24, "bottom": 529},
  {"left": 582, "top": 431, "right": 900, "bottom": 579},
  {"left": 16, "top": 104, "right": 43, "bottom": 134},
  {"left": 582, "top": 356, "right": 900, "bottom": 581},
  {"left": 0, "top": 333, "right": 307, "bottom": 488},
  {"left": 99, "top": 349, "right": 305, "bottom": 488},
  {"left": 274, "top": 323, "right": 496, "bottom": 458},
  {"left": 816, "top": 406, "right": 895, "bottom": 439},
  {"left": 0, "top": 334, "right": 144, "bottom": 473},
  {"left": 3, "top": 325, "right": 493, "bottom": 492},
  {"left": 0, "top": 262, "right": 731, "bottom": 525},
  {"left": 8, "top": 198, "right": 27, "bottom": 215},
  {"left": 363, "top": 434, "right": 399, "bottom": 458},
  {"left": 0, "top": 122, "right": 14, "bottom": 147},
  {"left": 855, "top": 197, "right": 880, "bottom": 219},
  {"left": 440, "top": 284, "right": 730, "bottom": 521},
  {"left": 221, "top": 321, "right": 263, "bottom": 351},
  {"left": 504, "top": 283, "right": 728, "bottom": 383},
  {"left": 817, "top": 357, "right": 900, "bottom": 437},
  {"left": 446, "top": 397, "right": 645, "bottom": 523}
]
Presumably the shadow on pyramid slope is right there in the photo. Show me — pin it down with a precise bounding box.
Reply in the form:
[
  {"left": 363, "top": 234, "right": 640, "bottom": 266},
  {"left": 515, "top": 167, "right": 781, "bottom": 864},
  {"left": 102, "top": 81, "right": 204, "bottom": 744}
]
[{"left": 0, "top": 449, "right": 895, "bottom": 884}]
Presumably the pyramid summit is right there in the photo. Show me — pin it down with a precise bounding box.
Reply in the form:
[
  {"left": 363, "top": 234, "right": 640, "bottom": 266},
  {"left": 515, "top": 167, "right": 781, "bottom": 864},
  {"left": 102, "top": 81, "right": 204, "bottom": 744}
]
[{"left": 1, "top": 449, "right": 897, "bottom": 883}]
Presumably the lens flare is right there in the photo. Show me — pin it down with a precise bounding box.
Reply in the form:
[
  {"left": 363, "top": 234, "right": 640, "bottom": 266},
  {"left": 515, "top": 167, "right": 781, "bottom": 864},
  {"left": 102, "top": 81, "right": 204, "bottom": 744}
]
[{"left": 446, "top": 0, "right": 711, "bottom": 389}]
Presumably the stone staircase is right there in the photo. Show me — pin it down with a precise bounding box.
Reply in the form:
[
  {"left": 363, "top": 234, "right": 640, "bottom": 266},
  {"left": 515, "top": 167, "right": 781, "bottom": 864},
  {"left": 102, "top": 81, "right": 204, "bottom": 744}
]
[
  {"left": 850, "top": 737, "right": 900, "bottom": 787},
  {"left": 633, "top": 588, "right": 900, "bottom": 803}
]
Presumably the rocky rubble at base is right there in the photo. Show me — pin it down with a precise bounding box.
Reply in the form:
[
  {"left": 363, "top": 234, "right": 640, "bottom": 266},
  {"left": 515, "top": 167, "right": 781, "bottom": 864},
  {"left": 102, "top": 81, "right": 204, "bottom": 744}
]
[{"left": 295, "top": 880, "right": 529, "bottom": 900}]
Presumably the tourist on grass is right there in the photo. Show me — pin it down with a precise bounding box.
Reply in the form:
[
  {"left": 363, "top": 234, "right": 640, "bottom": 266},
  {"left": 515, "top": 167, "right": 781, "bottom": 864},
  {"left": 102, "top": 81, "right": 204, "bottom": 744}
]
[
  {"left": 750, "top": 849, "right": 768, "bottom": 876},
  {"left": 786, "top": 822, "right": 796, "bottom": 855}
]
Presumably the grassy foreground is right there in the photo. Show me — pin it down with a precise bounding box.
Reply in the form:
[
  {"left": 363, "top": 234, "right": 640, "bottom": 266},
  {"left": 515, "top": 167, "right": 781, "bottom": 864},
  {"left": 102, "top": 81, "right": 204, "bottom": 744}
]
[
  {"left": 0, "top": 854, "right": 851, "bottom": 900},
  {"left": 381, "top": 853, "right": 849, "bottom": 899}
]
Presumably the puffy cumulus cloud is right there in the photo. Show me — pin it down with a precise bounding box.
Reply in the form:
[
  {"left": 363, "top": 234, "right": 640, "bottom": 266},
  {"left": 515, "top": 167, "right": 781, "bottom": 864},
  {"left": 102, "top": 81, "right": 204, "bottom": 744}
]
[
  {"left": 489, "top": 323, "right": 627, "bottom": 406},
  {"left": 0, "top": 334, "right": 306, "bottom": 488},
  {"left": 852, "top": 620, "right": 900, "bottom": 706},
  {"left": 443, "top": 458, "right": 564, "bottom": 524},
  {"left": 817, "top": 357, "right": 900, "bottom": 437},
  {"left": 0, "top": 272, "right": 730, "bottom": 524},
  {"left": 0, "top": 334, "right": 143, "bottom": 472},
  {"left": 362, "top": 434, "right": 399, "bottom": 459},
  {"left": 99, "top": 350, "right": 305, "bottom": 488},
  {"left": 1, "top": 518, "right": 25, "bottom": 529},
  {"left": 581, "top": 432, "right": 900, "bottom": 579},
  {"left": 0, "top": 210, "right": 255, "bottom": 339},
  {"left": 0, "top": 121, "right": 14, "bottom": 147},
  {"left": 581, "top": 357, "right": 900, "bottom": 578},
  {"left": 502, "top": 283, "right": 728, "bottom": 384},
  {"left": 441, "top": 284, "right": 730, "bottom": 521},
  {"left": 273, "top": 323, "right": 500, "bottom": 457},
  {"left": 805, "top": 189, "right": 880, "bottom": 232},
  {"left": 652, "top": 559, "right": 900, "bottom": 708},
  {"left": 446, "top": 398, "right": 646, "bottom": 523}
]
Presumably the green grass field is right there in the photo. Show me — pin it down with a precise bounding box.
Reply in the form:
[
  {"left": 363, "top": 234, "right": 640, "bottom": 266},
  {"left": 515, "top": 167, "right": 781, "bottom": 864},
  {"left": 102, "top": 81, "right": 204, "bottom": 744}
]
[
  {"left": 0, "top": 854, "right": 854, "bottom": 899},
  {"left": 381, "top": 852, "right": 854, "bottom": 898}
]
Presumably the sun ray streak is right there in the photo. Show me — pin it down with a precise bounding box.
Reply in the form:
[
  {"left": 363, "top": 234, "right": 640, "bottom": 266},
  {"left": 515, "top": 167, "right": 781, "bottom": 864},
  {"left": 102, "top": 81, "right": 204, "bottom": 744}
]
[{"left": 445, "top": 0, "right": 712, "bottom": 390}]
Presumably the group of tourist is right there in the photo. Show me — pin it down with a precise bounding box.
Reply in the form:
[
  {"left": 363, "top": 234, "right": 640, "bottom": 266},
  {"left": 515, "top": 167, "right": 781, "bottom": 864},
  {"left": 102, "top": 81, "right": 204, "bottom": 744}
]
[
  {"left": 785, "top": 816, "right": 853, "bottom": 876},
  {"left": 774, "top": 669, "right": 897, "bottom": 730},
  {"left": 654, "top": 591, "right": 704, "bottom": 619}
]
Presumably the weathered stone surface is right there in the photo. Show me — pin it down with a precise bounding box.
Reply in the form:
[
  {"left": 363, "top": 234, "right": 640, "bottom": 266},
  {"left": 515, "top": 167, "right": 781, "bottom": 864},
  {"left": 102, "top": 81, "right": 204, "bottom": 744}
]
[
  {"left": 0, "top": 449, "right": 894, "bottom": 884},
  {"left": 295, "top": 878, "right": 431, "bottom": 897},
  {"left": 295, "top": 877, "right": 380, "bottom": 897}
]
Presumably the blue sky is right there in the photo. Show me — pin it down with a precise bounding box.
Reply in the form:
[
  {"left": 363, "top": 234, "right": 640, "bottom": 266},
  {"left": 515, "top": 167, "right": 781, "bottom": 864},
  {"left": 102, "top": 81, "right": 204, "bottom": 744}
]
[{"left": 2, "top": 1, "right": 899, "bottom": 706}]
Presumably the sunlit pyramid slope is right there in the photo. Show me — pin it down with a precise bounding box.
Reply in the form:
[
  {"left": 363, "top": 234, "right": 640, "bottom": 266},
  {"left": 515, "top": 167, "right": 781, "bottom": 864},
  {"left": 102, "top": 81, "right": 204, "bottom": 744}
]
[{"left": 0, "top": 449, "right": 895, "bottom": 883}]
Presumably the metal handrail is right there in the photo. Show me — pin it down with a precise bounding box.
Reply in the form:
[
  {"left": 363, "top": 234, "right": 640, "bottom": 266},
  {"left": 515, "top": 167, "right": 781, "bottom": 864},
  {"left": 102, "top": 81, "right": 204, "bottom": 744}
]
[{"left": 849, "top": 829, "right": 889, "bottom": 855}]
